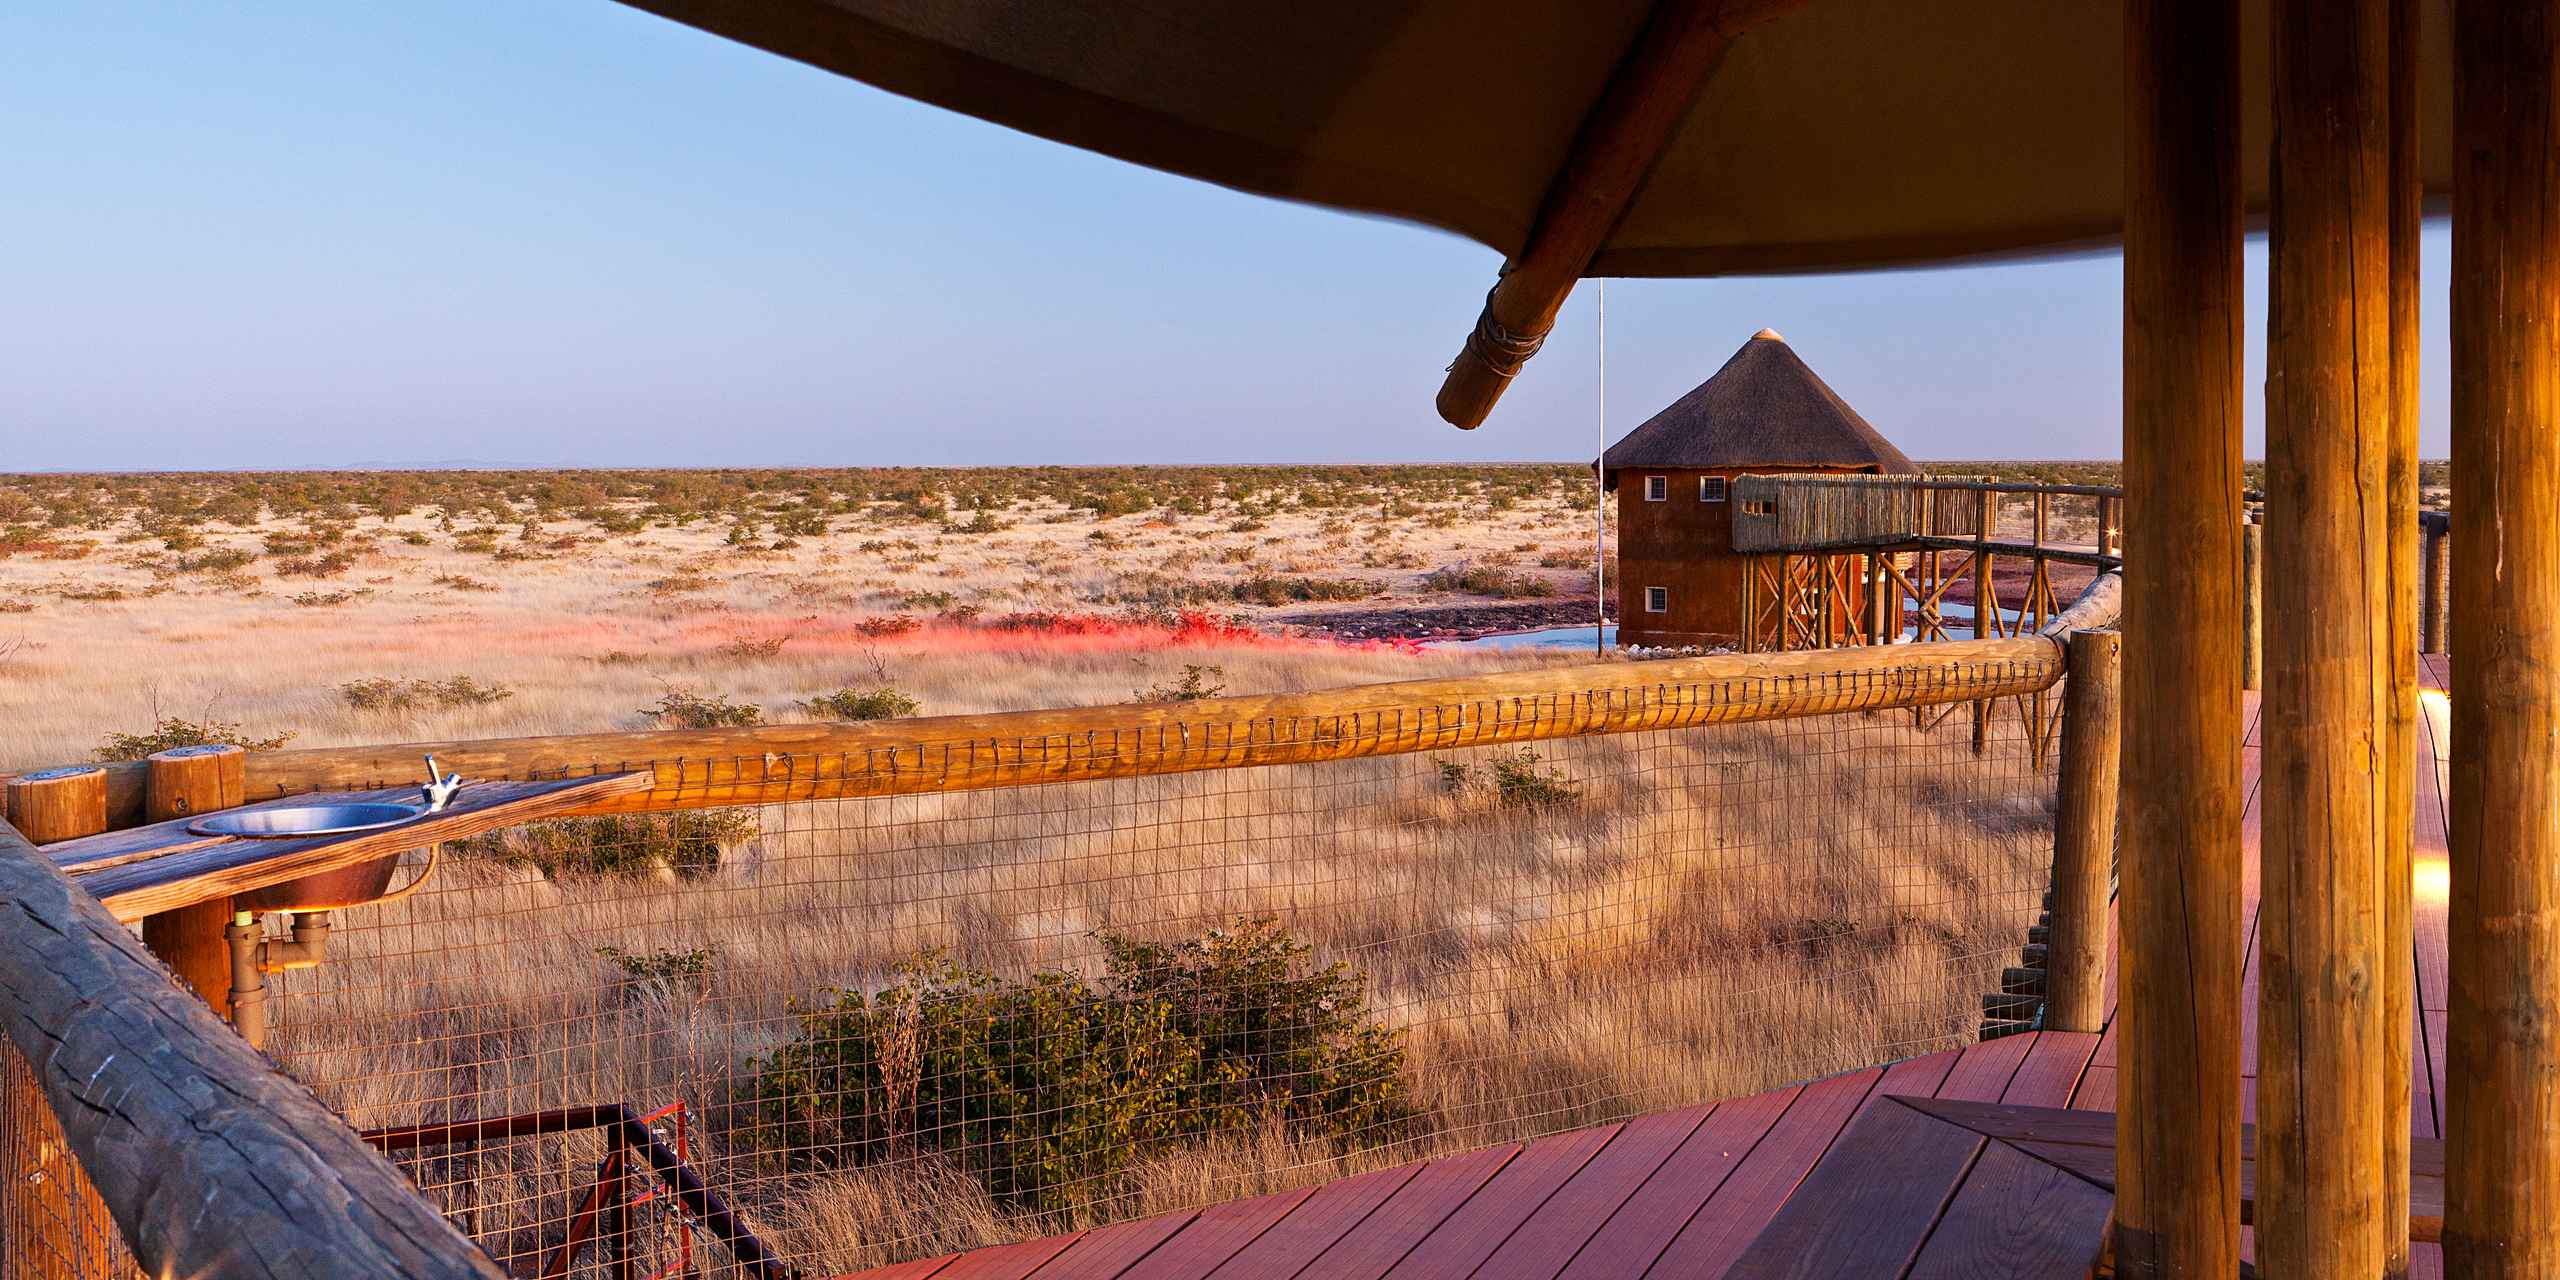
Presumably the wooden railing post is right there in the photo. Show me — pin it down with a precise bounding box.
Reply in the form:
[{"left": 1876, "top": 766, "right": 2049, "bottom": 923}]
[
  {"left": 2046, "top": 628, "right": 2120, "bottom": 1033},
  {"left": 2420, "top": 519, "right": 2450, "bottom": 654},
  {"left": 142, "top": 746, "right": 245, "bottom": 1018},
  {"left": 2120, "top": 0, "right": 2247, "bottom": 1272},
  {"left": 2241, "top": 520, "right": 2263, "bottom": 692},
  {"left": 2446, "top": 0, "right": 2560, "bottom": 1269}
]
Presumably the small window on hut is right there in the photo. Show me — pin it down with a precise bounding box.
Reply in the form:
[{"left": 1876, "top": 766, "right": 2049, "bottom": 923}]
[
  {"left": 1643, "top": 475, "right": 1667, "bottom": 501},
  {"left": 1700, "top": 476, "right": 1728, "bottom": 502},
  {"left": 1742, "top": 498, "right": 1776, "bottom": 517},
  {"left": 1644, "top": 586, "right": 1669, "bottom": 613}
]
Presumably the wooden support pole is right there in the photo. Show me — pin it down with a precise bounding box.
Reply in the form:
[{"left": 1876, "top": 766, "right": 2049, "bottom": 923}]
[
  {"left": 1435, "top": 0, "right": 1801, "bottom": 428},
  {"left": 2119, "top": 0, "right": 2246, "bottom": 1273},
  {"left": 5, "top": 766, "right": 108, "bottom": 846},
  {"left": 2420, "top": 522, "right": 2450, "bottom": 653},
  {"left": 141, "top": 746, "right": 245, "bottom": 1019},
  {"left": 2446, "top": 0, "right": 2560, "bottom": 1270},
  {"left": 2047, "top": 628, "right": 2121, "bottom": 1033},
  {"left": 2259, "top": 0, "right": 2394, "bottom": 1270},
  {"left": 2383, "top": 0, "right": 2421, "bottom": 1269},
  {"left": 2242, "top": 520, "right": 2264, "bottom": 692}
]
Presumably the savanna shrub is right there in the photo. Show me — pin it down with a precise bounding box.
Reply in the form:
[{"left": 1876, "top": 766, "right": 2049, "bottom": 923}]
[
  {"left": 643, "top": 688, "right": 763, "bottom": 729},
  {"left": 1437, "top": 748, "right": 1581, "bottom": 809},
  {"left": 799, "top": 687, "right": 920, "bottom": 721},
  {"left": 454, "top": 809, "right": 757, "bottom": 879},
  {"left": 96, "top": 717, "right": 294, "bottom": 761},
  {"left": 749, "top": 919, "right": 1411, "bottom": 1212}
]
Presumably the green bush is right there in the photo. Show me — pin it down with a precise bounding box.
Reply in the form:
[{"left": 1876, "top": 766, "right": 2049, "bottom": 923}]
[
  {"left": 1134, "top": 664, "right": 1226, "bottom": 703},
  {"left": 643, "top": 688, "right": 763, "bottom": 729},
  {"left": 1230, "top": 574, "right": 1379, "bottom": 606},
  {"left": 340, "top": 675, "right": 515, "bottom": 713},
  {"left": 749, "top": 919, "right": 1411, "bottom": 1212},
  {"left": 1437, "top": 748, "right": 1581, "bottom": 809},
  {"left": 800, "top": 687, "right": 921, "bottom": 721},
  {"left": 453, "top": 809, "right": 757, "bottom": 879},
  {"left": 1422, "top": 564, "right": 1556, "bottom": 598},
  {"left": 96, "top": 717, "right": 295, "bottom": 761}
]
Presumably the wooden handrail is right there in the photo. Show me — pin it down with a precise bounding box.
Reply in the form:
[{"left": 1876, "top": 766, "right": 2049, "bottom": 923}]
[
  {"left": 0, "top": 817, "right": 502, "bottom": 1279},
  {"left": 10, "top": 636, "right": 2078, "bottom": 821}
]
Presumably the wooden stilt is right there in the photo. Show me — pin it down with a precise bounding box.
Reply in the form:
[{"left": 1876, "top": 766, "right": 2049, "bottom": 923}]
[
  {"left": 142, "top": 746, "right": 246, "bottom": 1019},
  {"left": 2259, "top": 0, "right": 2394, "bottom": 1270},
  {"left": 2047, "top": 628, "right": 2121, "bottom": 1034},
  {"left": 2383, "top": 0, "right": 2421, "bottom": 1270},
  {"left": 2446, "top": 0, "right": 2560, "bottom": 1270},
  {"left": 2118, "top": 0, "right": 2246, "bottom": 1273},
  {"left": 2242, "top": 520, "right": 2264, "bottom": 692},
  {"left": 2420, "top": 521, "right": 2450, "bottom": 653}
]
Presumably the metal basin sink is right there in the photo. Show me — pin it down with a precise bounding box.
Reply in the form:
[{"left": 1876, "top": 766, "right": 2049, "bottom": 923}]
[{"left": 188, "top": 802, "right": 426, "bottom": 839}]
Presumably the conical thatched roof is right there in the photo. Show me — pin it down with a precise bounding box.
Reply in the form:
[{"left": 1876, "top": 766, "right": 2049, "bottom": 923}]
[{"left": 1601, "top": 330, "right": 1916, "bottom": 484}]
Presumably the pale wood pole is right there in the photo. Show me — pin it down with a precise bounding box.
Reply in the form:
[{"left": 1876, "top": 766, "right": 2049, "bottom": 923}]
[
  {"left": 2445, "top": 0, "right": 2560, "bottom": 1270},
  {"left": 2045, "top": 628, "right": 2120, "bottom": 1033},
  {"left": 2258, "top": 0, "right": 2395, "bottom": 1270},
  {"left": 141, "top": 745, "right": 245, "bottom": 1019},
  {"left": 2382, "top": 0, "right": 2421, "bottom": 1269},
  {"left": 2242, "top": 520, "right": 2264, "bottom": 692},
  {"left": 2119, "top": 0, "right": 2246, "bottom": 1273},
  {"left": 2420, "top": 521, "right": 2450, "bottom": 653}
]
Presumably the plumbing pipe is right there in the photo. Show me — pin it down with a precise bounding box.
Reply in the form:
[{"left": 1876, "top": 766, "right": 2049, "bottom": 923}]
[
  {"left": 224, "top": 911, "right": 332, "bottom": 1049},
  {"left": 226, "top": 913, "right": 267, "bottom": 1049}
]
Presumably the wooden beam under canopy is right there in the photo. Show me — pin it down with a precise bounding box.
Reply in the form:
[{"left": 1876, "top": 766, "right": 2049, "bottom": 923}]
[{"left": 1435, "top": 0, "right": 1800, "bottom": 430}]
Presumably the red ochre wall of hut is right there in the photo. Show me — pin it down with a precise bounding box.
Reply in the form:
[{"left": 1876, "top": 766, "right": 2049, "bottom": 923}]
[{"left": 1614, "top": 463, "right": 1876, "bottom": 648}]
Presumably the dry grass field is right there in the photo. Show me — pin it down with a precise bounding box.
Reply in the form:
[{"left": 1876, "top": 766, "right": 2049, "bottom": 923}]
[{"left": 1, "top": 466, "right": 2081, "bottom": 1274}]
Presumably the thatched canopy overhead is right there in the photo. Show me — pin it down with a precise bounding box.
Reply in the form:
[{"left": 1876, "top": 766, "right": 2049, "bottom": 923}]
[
  {"left": 613, "top": 1, "right": 2451, "bottom": 278},
  {"left": 1601, "top": 330, "right": 1914, "bottom": 486}
]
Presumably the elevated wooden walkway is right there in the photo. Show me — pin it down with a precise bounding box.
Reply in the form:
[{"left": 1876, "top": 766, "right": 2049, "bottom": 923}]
[{"left": 850, "top": 658, "right": 2454, "bottom": 1279}]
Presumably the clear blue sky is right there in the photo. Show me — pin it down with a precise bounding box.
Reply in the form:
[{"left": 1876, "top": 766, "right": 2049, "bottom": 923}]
[{"left": 2, "top": 2, "right": 2453, "bottom": 471}]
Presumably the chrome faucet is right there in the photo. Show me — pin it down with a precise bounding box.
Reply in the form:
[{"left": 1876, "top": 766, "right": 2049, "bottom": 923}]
[{"left": 421, "top": 756, "right": 466, "bottom": 812}]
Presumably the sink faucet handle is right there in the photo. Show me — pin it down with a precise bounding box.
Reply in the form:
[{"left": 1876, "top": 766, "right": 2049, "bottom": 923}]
[{"left": 420, "top": 755, "right": 465, "bottom": 811}]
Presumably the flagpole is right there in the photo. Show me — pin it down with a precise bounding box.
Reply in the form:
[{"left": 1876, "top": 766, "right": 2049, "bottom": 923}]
[{"left": 1594, "top": 280, "right": 1607, "bottom": 657}]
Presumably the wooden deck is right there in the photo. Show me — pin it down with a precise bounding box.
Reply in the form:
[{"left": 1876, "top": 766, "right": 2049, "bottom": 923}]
[{"left": 847, "top": 658, "right": 2455, "bottom": 1279}]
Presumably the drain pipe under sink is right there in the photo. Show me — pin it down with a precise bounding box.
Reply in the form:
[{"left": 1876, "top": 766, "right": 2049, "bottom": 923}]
[{"left": 226, "top": 910, "right": 330, "bottom": 1050}]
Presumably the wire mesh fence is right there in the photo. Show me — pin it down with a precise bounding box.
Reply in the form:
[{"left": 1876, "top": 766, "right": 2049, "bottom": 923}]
[
  {"left": 1, "top": 1043, "right": 142, "bottom": 1280},
  {"left": 249, "top": 660, "right": 2066, "bottom": 1278}
]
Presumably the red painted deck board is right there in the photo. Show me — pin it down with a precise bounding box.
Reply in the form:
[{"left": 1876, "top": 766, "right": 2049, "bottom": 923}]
[
  {"left": 1720, "top": 1099, "right": 1987, "bottom": 1278},
  {"left": 1931, "top": 1032, "right": 2032, "bottom": 1103},
  {"left": 1196, "top": 1162, "right": 1423, "bottom": 1280},
  {"left": 1289, "top": 1143, "right": 1519, "bottom": 1280},
  {"left": 1023, "top": 1212, "right": 1200, "bottom": 1280},
  {"left": 2000, "top": 1032, "right": 2100, "bottom": 1108},
  {"left": 1376, "top": 1123, "right": 1620, "bottom": 1279},
  {"left": 1463, "top": 1106, "right": 1713, "bottom": 1280},
  {"left": 935, "top": 1233, "right": 1084, "bottom": 1280},
  {"left": 1552, "top": 1087, "right": 1797, "bottom": 1280},
  {"left": 1901, "top": 1138, "right": 2113, "bottom": 1279},
  {"left": 1638, "top": 1068, "right": 1883, "bottom": 1278},
  {"left": 1118, "top": 1187, "right": 1317, "bottom": 1280}
]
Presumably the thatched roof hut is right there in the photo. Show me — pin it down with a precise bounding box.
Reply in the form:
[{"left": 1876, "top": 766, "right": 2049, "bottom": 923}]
[{"left": 1600, "top": 330, "right": 1916, "bottom": 486}]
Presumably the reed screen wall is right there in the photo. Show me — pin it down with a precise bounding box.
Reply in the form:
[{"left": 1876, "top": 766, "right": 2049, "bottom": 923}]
[{"left": 253, "top": 664, "right": 2066, "bottom": 1277}]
